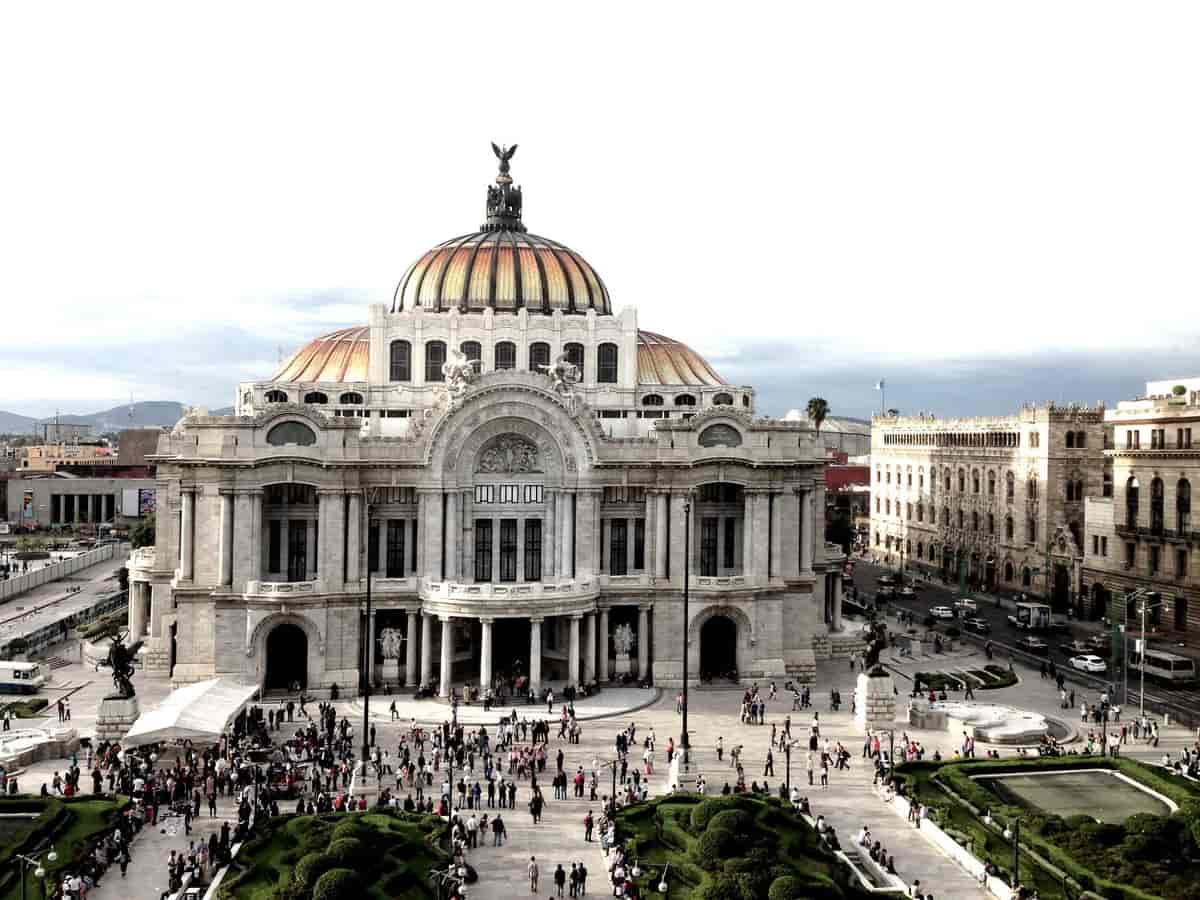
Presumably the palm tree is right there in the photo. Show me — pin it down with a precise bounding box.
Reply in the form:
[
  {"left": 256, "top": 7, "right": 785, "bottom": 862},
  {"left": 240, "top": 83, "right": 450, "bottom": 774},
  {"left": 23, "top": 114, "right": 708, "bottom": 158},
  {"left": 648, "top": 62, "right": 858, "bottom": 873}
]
[{"left": 806, "top": 397, "right": 830, "bottom": 433}]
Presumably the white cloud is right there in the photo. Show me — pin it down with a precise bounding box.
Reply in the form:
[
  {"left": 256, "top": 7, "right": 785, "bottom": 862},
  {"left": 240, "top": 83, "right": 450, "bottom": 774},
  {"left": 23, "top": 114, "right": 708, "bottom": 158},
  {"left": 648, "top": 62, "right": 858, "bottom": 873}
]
[{"left": 0, "top": 1, "right": 1197, "bottom": 413}]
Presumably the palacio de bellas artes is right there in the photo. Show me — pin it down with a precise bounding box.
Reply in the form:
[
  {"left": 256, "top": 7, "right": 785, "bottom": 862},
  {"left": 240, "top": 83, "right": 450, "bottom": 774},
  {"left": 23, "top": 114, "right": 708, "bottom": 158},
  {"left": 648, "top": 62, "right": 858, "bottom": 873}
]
[{"left": 133, "top": 147, "right": 847, "bottom": 699}]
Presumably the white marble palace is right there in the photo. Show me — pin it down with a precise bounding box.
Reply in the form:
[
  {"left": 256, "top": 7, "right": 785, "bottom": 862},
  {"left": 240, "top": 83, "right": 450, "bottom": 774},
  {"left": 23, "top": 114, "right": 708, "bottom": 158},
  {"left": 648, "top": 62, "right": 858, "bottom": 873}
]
[{"left": 127, "top": 147, "right": 848, "bottom": 696}]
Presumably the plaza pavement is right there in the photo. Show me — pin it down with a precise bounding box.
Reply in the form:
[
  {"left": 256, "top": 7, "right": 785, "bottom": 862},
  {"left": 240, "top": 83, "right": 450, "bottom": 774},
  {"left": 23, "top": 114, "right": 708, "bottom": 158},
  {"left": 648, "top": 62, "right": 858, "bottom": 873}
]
[{"left": 9, "top": 635, "right": 1199, "bottom": 899}]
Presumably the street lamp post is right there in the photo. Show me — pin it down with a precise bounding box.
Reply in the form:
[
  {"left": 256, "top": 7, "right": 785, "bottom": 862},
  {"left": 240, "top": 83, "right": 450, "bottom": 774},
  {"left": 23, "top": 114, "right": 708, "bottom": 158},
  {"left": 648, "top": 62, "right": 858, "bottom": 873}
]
[
  {"left": 361, "top": 493, "right": 373, "bottom": 783},
  {"left": 1138, "top": 592, "right": 1163, "bottom": 717},
  {"left": 15, "top": 847, "right": 56, "bottom": 900},
  {"left": 681, "top": 494, "right": 692, "bottom": 765},
  {"left": 1003, "top": 818, "right": 1021, "bottom": 888}
]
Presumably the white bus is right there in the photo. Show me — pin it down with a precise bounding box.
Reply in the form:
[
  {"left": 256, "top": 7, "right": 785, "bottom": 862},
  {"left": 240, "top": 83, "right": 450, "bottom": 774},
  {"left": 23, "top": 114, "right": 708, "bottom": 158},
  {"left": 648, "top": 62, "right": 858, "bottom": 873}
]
[
  {"left": 1131, "top": 648, "right": 1198, "bottom": 687},
  {"left": 0, "top": 660, "right": 47, "bottom": 694}
]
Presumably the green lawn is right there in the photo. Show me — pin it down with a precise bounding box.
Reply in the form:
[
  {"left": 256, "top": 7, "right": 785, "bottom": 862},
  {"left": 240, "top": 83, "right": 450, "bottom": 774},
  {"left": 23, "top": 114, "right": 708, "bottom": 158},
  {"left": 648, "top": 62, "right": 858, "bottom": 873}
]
[
  {"left": 979, "top": 771, "right": 1172, "bottom": 822},
  {"left": 893, "top": 756, "right": 1200, "bottom": 900},
  {"left": 218, "top": 809, "right": 449, "bottom": 899},
  {"left": 612, "top": 793, "right": 903, "bottom": 900},
  {"left": 0, "top": 797, "right": 129, "bottom": 900}
]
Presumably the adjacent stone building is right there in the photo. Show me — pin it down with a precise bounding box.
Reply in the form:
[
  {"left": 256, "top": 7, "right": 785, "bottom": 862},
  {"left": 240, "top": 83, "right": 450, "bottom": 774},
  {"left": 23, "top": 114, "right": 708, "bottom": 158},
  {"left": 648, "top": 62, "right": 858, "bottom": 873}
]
[
  {"left": 1082, "top": 378, "right": 1200, "bottom": 642},
  {"left": 132, "top": 150, "right": 850, "bottom": 694},
  {"left": 869, "top": 404, "right": 1106, "bottom": 611}
]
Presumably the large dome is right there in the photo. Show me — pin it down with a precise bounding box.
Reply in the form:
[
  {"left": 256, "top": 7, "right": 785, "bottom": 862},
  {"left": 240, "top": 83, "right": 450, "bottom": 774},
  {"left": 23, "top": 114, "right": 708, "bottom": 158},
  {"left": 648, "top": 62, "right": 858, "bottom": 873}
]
[{"left": 392, "top": 145, "right": 610, "bottom": 316}]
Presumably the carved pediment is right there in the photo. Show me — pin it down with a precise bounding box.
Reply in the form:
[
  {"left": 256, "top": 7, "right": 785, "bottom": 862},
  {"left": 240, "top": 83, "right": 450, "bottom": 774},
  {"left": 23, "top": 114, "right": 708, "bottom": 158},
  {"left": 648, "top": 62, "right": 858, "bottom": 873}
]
[{"left": 476, "top": 434, "right": 542, "bottom": 473}]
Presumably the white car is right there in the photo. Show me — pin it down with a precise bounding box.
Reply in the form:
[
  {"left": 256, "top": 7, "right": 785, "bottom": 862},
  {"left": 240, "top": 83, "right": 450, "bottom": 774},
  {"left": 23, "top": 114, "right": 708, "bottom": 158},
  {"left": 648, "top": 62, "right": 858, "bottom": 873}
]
[
  {"left": 1069, "top": 654, "right": 1107, "bottom": 673},
  {"left": 954, "top": 598, "right": 978, "bottom": 613},
  {"left": 930, "top": 606, "right": 955, "bottom": 620}
]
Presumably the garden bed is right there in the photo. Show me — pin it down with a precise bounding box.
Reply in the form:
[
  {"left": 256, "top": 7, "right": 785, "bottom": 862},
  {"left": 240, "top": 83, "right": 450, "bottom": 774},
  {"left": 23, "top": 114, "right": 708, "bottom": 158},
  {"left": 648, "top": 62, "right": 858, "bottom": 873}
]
[
  {"left": 218, "top": 809, "right": 449, "bottom": 900},
  {"left": 0, "top": 698, "right": 49, "bottom": 718},
  {"left": 892, "top": 756, "right": 1200, "bottom": 900},
  {"left": 612, "top": 793, "right": 903, "bottom": 899}
]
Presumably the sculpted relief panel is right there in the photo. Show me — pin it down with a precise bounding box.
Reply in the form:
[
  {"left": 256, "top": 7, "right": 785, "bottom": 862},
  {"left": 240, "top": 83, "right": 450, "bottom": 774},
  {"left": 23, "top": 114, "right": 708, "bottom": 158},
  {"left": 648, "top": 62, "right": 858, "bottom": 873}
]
[{"left": 476, "top": 435, "right": 542, "bottom": 473}]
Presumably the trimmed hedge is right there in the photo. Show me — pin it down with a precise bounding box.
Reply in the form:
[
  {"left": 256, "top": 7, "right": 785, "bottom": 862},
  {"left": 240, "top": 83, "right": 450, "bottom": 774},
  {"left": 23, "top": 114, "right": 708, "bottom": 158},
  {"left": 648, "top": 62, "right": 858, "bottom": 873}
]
[
  {"left": 1, "top": 698, "right": 48, "bottom": 718},
  {"left": 312, "top": 867, "right": 364, "bottom": 900}
]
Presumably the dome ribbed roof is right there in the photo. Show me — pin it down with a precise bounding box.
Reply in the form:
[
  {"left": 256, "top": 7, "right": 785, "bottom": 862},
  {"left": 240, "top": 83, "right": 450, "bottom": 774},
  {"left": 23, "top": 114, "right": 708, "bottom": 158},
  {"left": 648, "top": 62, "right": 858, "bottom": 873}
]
[
  {"left": 272, "top": 326, "right": 369, "bottom": 383},
  {"left": 392, "top": 230, "right": 610, "bottom": 315},
  {"left": 636, "top": 331, "right": 727, "bottom": 386}
]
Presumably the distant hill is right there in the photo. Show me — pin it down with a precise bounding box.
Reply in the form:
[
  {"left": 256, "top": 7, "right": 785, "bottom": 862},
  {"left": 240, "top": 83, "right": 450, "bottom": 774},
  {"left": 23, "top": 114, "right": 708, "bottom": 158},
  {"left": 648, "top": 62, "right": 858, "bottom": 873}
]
[{"left": 0, "top": 401, "right": 237, "bottom": 437}]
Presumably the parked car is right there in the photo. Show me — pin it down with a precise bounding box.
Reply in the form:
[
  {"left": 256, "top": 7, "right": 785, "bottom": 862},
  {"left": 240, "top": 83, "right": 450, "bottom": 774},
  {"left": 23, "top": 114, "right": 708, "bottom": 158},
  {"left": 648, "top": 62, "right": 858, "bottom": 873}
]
[
  {"left": 1069, "top": 654, "right": 1107, "bottom": 673},
  {"left": 1059, "top": 639, "right": 1092, "bottom": 656},
  {"left": 1084, "top": 634, "right": 1111, "bottom": 656},
  {"left": 877, "top": 575, "right": 896, "bottom": 586},
  {"left": 899, "top": 586, "right": 917, "bottom": 598},
  {"left": 954, "top": 598, "right": 978, "bottom": 613},
  {"left": 1016, "top": 636, "right": 1049, "bottom": 655},
  {"left": 930, "top": 606, "right": 955, "bottom": 620},
  {"left": 1046, "top": 619, "right": 1072, "bottom": 635},
  {"left": 963, "top": 617, "right": 991, "bottom": 635}
]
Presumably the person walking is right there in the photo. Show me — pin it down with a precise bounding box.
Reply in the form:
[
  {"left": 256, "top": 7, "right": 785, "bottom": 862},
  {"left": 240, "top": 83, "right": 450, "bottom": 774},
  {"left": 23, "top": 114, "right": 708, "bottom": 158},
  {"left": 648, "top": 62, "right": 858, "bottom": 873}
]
[
  {"left": 492, "top": 814, "right": 506, "bottom": 846},
  {"left": 584, "top": 809, "right": 594, "bottom": 842},
  {"left": 528, "top": 856, "right": 539, "bottom": 893},
  {"left": 764, "top": 749, "right": 774, "bottom": 777},
  {"left": 554, "top": 863, "right": 567, "bottom": 897}
]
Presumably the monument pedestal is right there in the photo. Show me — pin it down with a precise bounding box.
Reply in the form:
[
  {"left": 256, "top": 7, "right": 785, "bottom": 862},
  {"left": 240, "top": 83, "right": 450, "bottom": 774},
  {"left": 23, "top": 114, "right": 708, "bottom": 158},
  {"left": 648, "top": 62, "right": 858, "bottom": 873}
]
[
  {"left": 95, "top": 696, "right": 140, "bottom": 742},
  {"left": 381, "top": 659, "right": 400, "bottom": 685},
  {"left": 614, "top": 652, "right": 632, "bottom": 676},
  {"left": 853, "top": 671, "right": 896, "bottom": 733},
  {"left": 668, "top": 747, "right": 698, "bottom": 793}
]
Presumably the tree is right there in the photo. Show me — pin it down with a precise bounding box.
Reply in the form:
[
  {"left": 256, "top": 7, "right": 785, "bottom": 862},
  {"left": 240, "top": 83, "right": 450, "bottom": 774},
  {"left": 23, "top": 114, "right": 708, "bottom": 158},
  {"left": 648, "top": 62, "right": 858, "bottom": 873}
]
[
  {"left": 806, "top": 397, "right": 829, "bottom": 433},
  {"left": 130, "top": 515, "right": 155, "bottom": 550}
]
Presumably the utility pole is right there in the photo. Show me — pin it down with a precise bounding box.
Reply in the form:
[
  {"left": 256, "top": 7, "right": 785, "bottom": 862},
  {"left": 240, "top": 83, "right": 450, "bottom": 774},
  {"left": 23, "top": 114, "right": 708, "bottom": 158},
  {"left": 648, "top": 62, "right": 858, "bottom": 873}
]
[{"left": 681, "top": 493, "right": 692, "bottom": 765}]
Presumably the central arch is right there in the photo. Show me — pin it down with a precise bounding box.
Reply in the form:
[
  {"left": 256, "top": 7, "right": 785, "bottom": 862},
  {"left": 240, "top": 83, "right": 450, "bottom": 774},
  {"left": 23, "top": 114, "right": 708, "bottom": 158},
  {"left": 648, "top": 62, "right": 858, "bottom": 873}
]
[
  {"left": 265, "top": 623, "right": 308, "bottom": 691},
  {"left": 700, "top": 614, "right": 738, "bottom": 680}
]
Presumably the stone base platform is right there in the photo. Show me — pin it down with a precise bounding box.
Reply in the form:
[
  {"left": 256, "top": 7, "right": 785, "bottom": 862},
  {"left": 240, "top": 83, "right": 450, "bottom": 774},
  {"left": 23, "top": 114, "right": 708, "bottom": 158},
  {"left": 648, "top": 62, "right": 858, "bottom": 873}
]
[{"left": 94, "top": 696, "right": 139, "bottom": 742}]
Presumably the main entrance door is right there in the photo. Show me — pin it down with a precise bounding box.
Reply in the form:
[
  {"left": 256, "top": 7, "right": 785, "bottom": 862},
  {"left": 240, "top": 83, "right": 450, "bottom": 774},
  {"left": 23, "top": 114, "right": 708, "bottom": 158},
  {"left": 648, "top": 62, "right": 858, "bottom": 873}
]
[
  {"left": 492, "top": 618, "right": 532, "bottom": 689},
  {"left": 1052, "top": 564, "right": 1070, "bottom": 612},
  {"left": 266, "top": 623, "right": 307, "bottom": 691},
  {"left": 700, "top": 615, "right": 737, "bottom": 681}
]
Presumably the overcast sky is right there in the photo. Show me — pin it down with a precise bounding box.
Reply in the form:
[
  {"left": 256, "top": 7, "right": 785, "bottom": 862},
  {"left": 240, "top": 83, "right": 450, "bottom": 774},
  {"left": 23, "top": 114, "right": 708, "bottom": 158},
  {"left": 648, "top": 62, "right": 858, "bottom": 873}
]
[{"left": 2, "top": 3, "right": 1197, "bottom": 420}]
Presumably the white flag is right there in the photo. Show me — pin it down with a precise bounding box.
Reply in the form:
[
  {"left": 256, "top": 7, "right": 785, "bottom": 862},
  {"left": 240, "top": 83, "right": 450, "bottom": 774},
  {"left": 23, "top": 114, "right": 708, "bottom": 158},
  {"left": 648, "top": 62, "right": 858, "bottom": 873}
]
[{"left": 874, "top": 380, "right": 885, "bottom": 390}]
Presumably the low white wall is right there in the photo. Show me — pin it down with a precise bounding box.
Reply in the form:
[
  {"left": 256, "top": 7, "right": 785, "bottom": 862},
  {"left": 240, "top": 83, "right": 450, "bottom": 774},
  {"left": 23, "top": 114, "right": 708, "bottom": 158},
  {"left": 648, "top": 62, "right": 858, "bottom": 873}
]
[{"left": 0, "top": 544, "right": 117, "bottom": 601}]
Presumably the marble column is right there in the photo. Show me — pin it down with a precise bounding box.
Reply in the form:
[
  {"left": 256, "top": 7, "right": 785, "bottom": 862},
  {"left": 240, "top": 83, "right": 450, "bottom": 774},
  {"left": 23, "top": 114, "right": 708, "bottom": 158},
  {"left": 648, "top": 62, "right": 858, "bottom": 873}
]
[
  {"left": 529, "top": 618, "right": 543, "bottom": 693},
  {"left": 480, "top": 617, "right": 494, "bottom": 691},
  {"left": 832, "top": 571, "right": 844, "bottom": 631},
  {"left": 668, "top": 493, "right": 688, "bottom": 581},
  {"left": 742, "top": 491, "right": 756, "bottom": 578},
  {"left": 128, "top": 582, "right": 147, "bottom": 638},
  {"left": 560, "top": 492, "right": 575, "bottom": 578},
  {"left": 347, "top": 493, "right": 362, "bottom": 583},
  {"left": 180, "top": 489, "right": 195, "bottom": 580},
  {"left": 568, "top": 614, "right": 582, "bottom": 684},
  {"left": 654, "top": 492, "right": 669, "bottom": 579},
  {"left": 445, "top": 491, "right": 459, "bottom": 580},
  {"left": 320, "top": 492, "right": 345, "bottom": 589},
  {"left": 218, "top": 492, "right": 234, "bottom": 587},
  {"left": 543, "top": 490, "right": 557, "bottom": 580},
  {"left": 597, "top": 608, "right": 610, "bottom": 681},
  {"left": 439, "top": 617, "right": 453, "bottom": 698},
  {"left": 800, "top": 488, "right": 815, "bottom": 573},
  {"left": 770, "top": 491, "right": 783, "bottom": 578},
  {"left": 308, "top": 520, "right": 320, "bottom": 580},
  {"left": 405, "top": 610, "right": 419, "bottom": 686},
  {"left": 637, "top": 606, "right": 649, "bottom": 677},
  {"left": 420, "top": 613, "right": 434, "bottom": 687},
  {"left": 584, "top": 612, "right": 596, "bottom": 682}
]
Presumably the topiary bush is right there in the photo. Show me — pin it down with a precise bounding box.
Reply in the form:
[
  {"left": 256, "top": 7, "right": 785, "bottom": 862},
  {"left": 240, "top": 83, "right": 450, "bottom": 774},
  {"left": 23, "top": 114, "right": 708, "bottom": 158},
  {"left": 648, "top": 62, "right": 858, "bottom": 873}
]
[
  {"left": 690, "top": 796, "right": 740, "bottom": 832},
  {"left": 326, "top": 836, "right": 366, "bottom": 867},
  {"left": 312, "top": 867, "right": 365, "bottom": 900},
  {"left": 768, "top": 875, "right": 805, "bottom": 900},
  {"left": 293, "top": 851, "right": 334, "bottom": 890},
  {"left": 692, "top": 827, "right": 738, "bottom": 869},
  {"left": 707, "top": 809, "right": 753, "bottom": 835}
]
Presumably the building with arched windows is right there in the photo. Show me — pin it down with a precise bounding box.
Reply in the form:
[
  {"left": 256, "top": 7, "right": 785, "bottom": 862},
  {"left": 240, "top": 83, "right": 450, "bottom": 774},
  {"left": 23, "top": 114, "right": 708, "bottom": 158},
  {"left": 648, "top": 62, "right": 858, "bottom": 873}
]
[{"left": 126, "top": 149, "right": 847, "bottom": 693}]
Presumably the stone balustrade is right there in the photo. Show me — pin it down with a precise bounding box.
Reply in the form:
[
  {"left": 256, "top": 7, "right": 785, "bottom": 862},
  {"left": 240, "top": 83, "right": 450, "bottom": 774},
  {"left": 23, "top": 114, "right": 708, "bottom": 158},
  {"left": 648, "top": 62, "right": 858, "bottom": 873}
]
[
  {"left": 420, "top": 577, "right": 599, "bottom": 617},
  {"left": 245, "top": 579, "right": 324, "bottom": 597}
]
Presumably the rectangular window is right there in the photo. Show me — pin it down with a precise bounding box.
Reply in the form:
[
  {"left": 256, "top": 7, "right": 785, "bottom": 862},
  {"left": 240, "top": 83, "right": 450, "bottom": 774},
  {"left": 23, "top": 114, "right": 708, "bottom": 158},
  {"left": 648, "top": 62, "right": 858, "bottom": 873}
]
[
  {"left": 1150, "top": 544, "right": 1161, "bottom": 575},
  {"left": 1125, "top": 542, "right": 1135, "bottom": 568},
  {"left": 1100, "top": 536, "right": 1107, "bottom": 556},
  {"left": 368, "top": 522, "right": 380, "bottom": 572},
  {"left": 523, "top": 484, "right": 543, "bottom": 504},
  {"left": 723, "top": 516, "right": 736, "bottom": 568},
  {"left": 425, "top": 341, "right": 446, "bottom": 382},
  {"left": 1176, "top": 595, "right": 1189, "bottom": 631},
  {"left": 287, "top": 520, "right": 307, "bottom": 582},
  {"left": 499, "top": 484, "right": 520, "bottom": 503},
  {"left": 634, "top": 518, "right": 645, "bottom": 570},
  {"left": 411, "top": 519, "right": 418, "bottom": 572},
  {"left": 268, "top": 520, "right": 282, "bottom": 574},
  {"left": 474, "top": 520, "right": 493, "bottom": 582},
  {"left": 1134, "top": 431, "right": 1141, "bottom": 449},
  {"left": 1092, "top": 535, "right": 1099, "bottom": 556},
  {"left": 524, "top": 518, "right": 542, "bottom": 581},
  {"left": 1176, "top": 548, "right": 1187, "bottom": 578},
  {"left": 1127, "top": 430, "right": 1134, "bottom": 449},
  {"left": 474, "top": 485, "right": 495, "bottom": 504},
  {"left": 610, "top": 519, "right": 628, "bottom": 576},
  {"left": 498, "top": 519, "right": 517, "bottom": 582},
  {"left": 386, "top": 520, "right": 406, "bottom": 578},
  {"left": 700, "top": 516, "right": 718, "bottom": 577}
]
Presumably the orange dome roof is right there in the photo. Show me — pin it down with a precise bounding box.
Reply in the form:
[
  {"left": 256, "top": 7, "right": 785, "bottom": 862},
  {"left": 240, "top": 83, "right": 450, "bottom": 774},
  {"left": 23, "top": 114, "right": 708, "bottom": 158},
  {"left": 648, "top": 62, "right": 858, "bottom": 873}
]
[{"left": 637, "top": 331, "right": 726, "bottom": 386}]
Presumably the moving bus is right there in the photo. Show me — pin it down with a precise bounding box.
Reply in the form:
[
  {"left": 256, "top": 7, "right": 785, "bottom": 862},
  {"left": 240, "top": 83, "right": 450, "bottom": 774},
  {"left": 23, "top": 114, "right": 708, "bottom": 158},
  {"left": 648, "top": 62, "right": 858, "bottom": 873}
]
[
  {"left": 0, "top": 661, "right": 47, "bottom": 694},
  {"left": 1130, "top": 648, "right": 1198, "bottom": 687}
]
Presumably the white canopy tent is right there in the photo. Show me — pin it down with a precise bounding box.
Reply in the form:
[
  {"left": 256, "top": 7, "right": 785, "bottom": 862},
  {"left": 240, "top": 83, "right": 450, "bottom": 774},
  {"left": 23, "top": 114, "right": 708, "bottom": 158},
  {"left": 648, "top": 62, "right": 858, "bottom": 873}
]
[{"left": 123, "top": 678, "right": 260, "bottom": 748}]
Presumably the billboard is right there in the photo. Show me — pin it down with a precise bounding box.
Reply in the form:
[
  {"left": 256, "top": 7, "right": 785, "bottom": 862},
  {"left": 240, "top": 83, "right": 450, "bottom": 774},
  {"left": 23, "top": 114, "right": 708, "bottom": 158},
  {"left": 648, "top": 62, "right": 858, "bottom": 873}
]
[
  {"left": 21, "top": 490, "right": 34, "bottom": 520},
  {"left": 138, "top": 488, "right": 156, "bottom": 517}
]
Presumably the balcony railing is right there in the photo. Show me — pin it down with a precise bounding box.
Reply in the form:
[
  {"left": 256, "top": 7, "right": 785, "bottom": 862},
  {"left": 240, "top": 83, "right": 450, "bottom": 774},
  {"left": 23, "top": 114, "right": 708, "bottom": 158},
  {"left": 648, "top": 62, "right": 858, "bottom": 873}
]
[
  {"left": 246, "top": 579, "right": 324, "bottom": 596},
  {"left": 422, "top": 578, "right": 598, "bottom": 603}
]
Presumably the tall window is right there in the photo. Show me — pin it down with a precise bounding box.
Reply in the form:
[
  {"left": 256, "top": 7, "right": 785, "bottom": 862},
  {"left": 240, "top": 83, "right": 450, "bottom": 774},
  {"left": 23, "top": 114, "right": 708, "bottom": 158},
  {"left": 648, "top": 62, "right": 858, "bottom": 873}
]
[
  {"left": 368, "top": 522, "right": 379, "bottom": 573},
  {"left": 1151, "top": 478, "right": 1165, "bottom": 534},
  {"left": 1126, "top": 477, "right": 1139, "bottom": 530},
  {"left": 1006, "top": 471, "right": 1014, "bottom": 502},
  {"left": 723, "top": 517, "right": 737, "bottom": 568},
  {"left": 972, "top": 472, "right": 980, "bottom": 493},
  {"left": 524, "top": 519, "right": 542, "bottom": 581},
  {"left": 1179, "top": 479, "right": 1192, "bottom": 532},
  {"left": 460, "top": 341, "right": 482, "bottom": 366},
  {"left": 597, "top": 343, "right": 619, "bottom": 383},
  {"left": 287, "top": 521, "right": 307, "bottom": 582},
  {"left": 268, "top": 521, "right": 281, "bottom": 574},
  {"left": 564, "top": 342, "right": 584, "bottom": 375},
  {"left": 425, "top": 340, "right": 447, "bottom": 382},
  {"left": 529, "top": 341, "right": 550, "bottom": 373},
  {"left": 958, "top": 470, "right": 966, "bottom": 492},
  {"left": 945, "top": 472, "right": 952, "bottom": 491},
  {"left": 389, "top": 340, "right": 411, "bottom": 382},
  {"left": 1027, "top": 517, "right": 1037, "bottom": 544},
  {"left": 495, "top": 341, "right": 517, "bottom": 370},
  {"left": 700, "top": 517, "right": 718, "bottom": 576},
  {"left": 1005, "top": 516, "right": 1014, "bottom": 539},
  {"left": 610, "top": 519, "right": 628, "bottom": 576},
  {"left": 1066, "top": 482, "right": 1076, "bottom": 502},
  {"left": 386, "top": 520, "right": 405, "bottom": 578},
  {"left": 499, "top": 519, "right": 518, "bottom": 582},
  {"left": 957, "top": 509, "right": 965, "bottom": 529},
  {"left": 1176, "top": 595, "right": 1189, "bottom": 631},
  {"left": 988, "top": 472, "right": 996, "bottom": 495},
  {"left": 634, "top": 519, "right": 645, "bottom": 570},
  {"left": 987, "top": 513, "right": 995, "bottom": 534},
  {"left": 474, "top": 520, "right": 493, "bottom": 582}
]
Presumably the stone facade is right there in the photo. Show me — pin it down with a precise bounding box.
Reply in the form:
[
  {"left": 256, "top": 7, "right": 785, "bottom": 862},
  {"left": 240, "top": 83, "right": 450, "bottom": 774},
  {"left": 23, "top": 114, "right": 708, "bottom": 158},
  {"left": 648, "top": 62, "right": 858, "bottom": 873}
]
[
  {"left": 869, "top": 404, "right": 1106, "bottom": 608},
  {"left": 133, "top": 156, "right": 846, "bottom": 693}
]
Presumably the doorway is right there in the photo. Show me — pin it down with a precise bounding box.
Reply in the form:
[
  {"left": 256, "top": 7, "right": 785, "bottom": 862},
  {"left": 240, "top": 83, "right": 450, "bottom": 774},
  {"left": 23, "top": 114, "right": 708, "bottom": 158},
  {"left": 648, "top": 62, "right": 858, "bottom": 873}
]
[
  {"left": 266, "top": 623, "right": 308, "bottom": 691},
  {"left": 700, "top": 615, "right": 738, "bottom": 680}
]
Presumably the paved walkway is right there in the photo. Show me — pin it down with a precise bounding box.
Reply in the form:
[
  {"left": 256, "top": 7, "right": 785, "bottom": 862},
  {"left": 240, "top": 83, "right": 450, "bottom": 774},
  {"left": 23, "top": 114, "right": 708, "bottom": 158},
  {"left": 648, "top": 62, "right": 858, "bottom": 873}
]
[{"left": 342, "top": 686, "right": 660, "bottom": 726}]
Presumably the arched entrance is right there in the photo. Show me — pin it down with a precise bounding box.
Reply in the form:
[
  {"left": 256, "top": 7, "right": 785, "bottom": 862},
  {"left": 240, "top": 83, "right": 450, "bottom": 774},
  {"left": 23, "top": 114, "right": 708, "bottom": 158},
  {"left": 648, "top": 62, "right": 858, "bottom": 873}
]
[
  {"left": 1052, "top": 564, "right": 1070, "bottom": 612},
  {"left": 266, "top": 623, "right": 308, "bottom": 691},
  {"left": 700, "top": 615, "right": 738, "bottom": 680},
  {"left": 1091, "top": 583, "right": 1109, "bottom": 621}
]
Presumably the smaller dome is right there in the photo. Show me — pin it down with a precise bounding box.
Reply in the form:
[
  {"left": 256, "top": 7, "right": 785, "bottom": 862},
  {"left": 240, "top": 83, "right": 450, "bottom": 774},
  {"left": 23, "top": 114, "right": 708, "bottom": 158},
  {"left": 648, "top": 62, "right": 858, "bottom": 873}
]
[
  {"left": 637, "top": 331, "right": 727, "bottom": 386},
  {"left": 273, "top": 326, "right": 369, "bottom": 383}
]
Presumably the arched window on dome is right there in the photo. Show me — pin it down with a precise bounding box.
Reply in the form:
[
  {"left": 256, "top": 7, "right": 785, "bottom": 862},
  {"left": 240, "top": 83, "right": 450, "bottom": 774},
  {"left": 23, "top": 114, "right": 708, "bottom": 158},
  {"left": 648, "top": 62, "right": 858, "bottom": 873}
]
[
  {"left": 304, "top": 392, "right": 328, "bottom": 405},
  {"left": 425, "top": 341, "right": 447, "bottom": 382},
  {"left": 742, "top": 394, "right": 750, "bottom": 408},
  {"left": 339, "top": 392, "right": 363, "bottom": 405},
  {"left": 529, "top": 341, "right": 550, "bottom": 373},
  {"left": 389, "top": 340, "right": 411, "bottom": 382},
  {"left": 563, "top": 342, "right": 584, "bottom": 376},
  {"left": 597, "top": 343, "right": 619, "bottom": 383},
  {"left": 674, "top": 394, "right": 697, "bottom": 407},
  {"left": 642, "top": 394, "right": 664, "bottom": 406},
  {"left": 264, "top": 390, "right": 288, "bottom": 404},
  {"left": 713, "top": 393, "right": 734, "bottom": 406},
  {"left": 494, "top": 341, "right": 516, "bottom": 371}
]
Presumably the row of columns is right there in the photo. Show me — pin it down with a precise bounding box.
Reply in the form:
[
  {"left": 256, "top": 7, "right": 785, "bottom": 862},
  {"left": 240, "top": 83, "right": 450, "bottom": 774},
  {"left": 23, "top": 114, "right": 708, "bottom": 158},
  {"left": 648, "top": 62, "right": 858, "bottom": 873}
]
[
  {"left": 52, "top": 493, "right": 115, "bottom": 525},
  {"left": 127, "top": 581, "right": 152, "bottom": 639}
]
